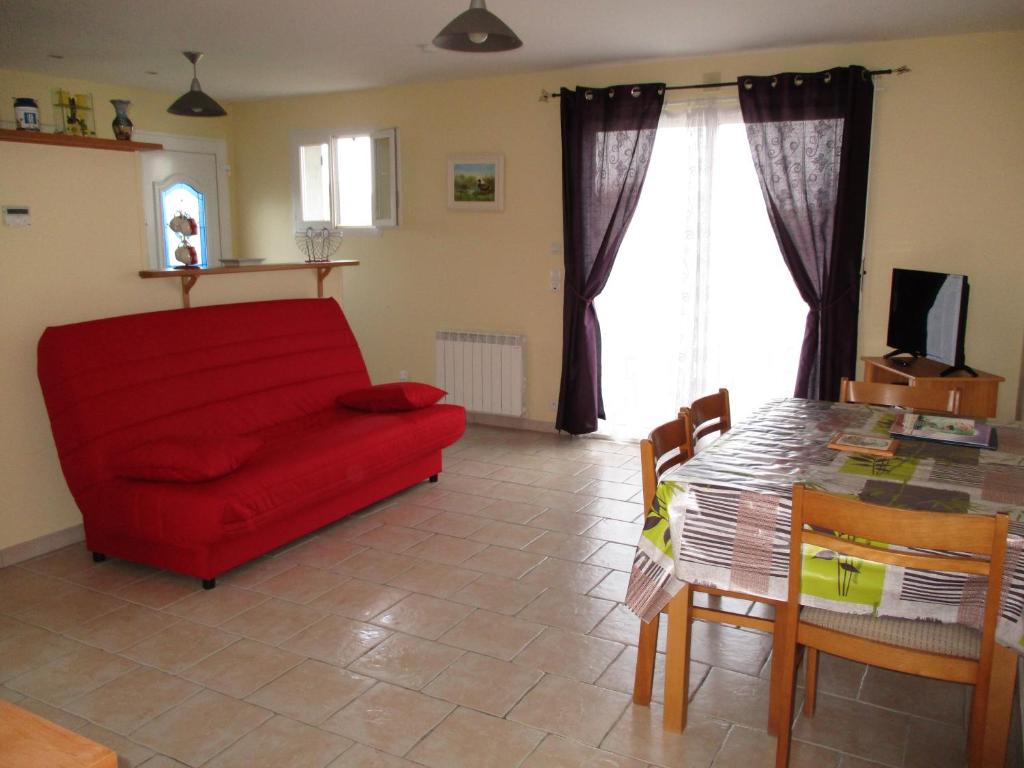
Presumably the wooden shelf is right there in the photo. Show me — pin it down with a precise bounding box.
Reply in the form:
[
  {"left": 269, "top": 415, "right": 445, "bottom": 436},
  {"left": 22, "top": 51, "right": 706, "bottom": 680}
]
[
  {"left": 0, "top": 128, "right": 162, "bottom": 152},
  {"left": 861, "top": 356, "right": 1005, "bottom": 418},
  {"left": 139, "top": 260, "right": 360, "bottom": 308}
]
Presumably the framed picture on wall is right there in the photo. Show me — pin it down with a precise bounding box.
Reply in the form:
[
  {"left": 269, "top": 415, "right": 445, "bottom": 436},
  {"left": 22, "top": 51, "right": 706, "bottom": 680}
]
[{"left": 447, "top": 154, "right": 504, "bottom": 212}]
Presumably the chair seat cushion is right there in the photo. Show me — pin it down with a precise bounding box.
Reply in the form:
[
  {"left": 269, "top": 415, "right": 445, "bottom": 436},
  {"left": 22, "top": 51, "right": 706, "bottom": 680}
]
[{"left": 802, "top": 607, "right": 980, "bottom": 659}]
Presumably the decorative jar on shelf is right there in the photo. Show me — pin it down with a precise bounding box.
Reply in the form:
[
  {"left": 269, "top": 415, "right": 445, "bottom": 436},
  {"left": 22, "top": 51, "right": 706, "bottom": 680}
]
[
  {"left": 110, "top": 99, "right": 133, "bottom": 141},
  {"left": 14, "top": 98, "right": 40, "bottom": 131}
]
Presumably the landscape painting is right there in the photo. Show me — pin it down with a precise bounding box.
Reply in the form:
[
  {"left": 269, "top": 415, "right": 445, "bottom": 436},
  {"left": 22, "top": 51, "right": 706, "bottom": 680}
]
[{"left": 448, "top": 154, "right": 504, "bottom": 211}]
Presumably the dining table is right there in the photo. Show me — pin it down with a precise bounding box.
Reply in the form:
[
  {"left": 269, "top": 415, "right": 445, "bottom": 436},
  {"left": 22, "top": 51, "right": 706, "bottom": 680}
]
[{"left": 625, "top": 398, "right": 1024, "bottom": 763}]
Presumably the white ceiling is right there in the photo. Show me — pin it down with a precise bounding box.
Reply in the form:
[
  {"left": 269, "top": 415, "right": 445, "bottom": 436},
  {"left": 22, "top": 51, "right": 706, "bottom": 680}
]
[{"left": 1, "top": 0, "right": 1021, "bottom": 101}]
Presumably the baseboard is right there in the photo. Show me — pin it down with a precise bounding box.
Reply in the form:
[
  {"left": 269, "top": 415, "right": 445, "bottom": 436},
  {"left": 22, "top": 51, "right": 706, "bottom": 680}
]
[
  {"left": 0, "top": 523, "right": 85, "bottom": 568},
  {"left": 466, "top": 412, "right": 558, "bottom": 434}
]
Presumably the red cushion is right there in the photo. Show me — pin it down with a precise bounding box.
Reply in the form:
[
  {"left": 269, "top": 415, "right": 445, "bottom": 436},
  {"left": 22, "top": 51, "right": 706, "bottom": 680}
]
[
  {"left": 337, "top": 382, "right": 446, "bottom": 412},
  {"left": 114, "top": 435, "right": 263, "bottom": 482}
]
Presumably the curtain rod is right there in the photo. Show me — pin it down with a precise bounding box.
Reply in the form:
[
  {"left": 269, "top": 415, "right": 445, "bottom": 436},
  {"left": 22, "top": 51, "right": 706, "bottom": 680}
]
[{"left": 538, "top": 65, "right": 910, "bottom": 102}]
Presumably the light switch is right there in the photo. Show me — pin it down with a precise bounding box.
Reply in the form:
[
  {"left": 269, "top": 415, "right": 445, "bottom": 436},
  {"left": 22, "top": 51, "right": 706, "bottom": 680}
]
[
  {"left": 549, "top": 268, "right": 563, "bottom": 292},
  {"left": 3, "top": 206, "right": 30, "bottom": 227}
]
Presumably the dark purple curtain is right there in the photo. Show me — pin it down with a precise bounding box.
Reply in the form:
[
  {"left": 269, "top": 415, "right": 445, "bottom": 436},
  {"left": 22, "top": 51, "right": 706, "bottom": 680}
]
[
  {"left": 556, "top": 83, "right": 664, "bottom": 435},
  {"left": 738, "top": 66, "right": 874, "bottom": 401}
]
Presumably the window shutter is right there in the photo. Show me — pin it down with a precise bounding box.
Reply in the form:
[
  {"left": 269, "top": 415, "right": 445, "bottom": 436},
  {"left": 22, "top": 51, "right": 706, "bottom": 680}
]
[
  {"left": 292, "top": 131, "right": 334, "bottom": 232},
  {"left": 371, "top": 128, "right": 398, "bottom": 227}
]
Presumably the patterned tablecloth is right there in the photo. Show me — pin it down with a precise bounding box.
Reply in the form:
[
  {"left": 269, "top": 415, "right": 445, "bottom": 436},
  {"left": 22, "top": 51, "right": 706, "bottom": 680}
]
[{"left": 625, "top": 398, "right": 1024, "bottom": 652}]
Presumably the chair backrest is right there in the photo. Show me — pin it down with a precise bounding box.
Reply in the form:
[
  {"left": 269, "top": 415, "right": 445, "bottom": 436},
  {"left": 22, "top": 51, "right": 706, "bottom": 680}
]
[
  {"left": 640, "top": 410, "right": 695, "bottom": 512},
  {"left": 838, "top": 377, "right": 961, "bottom": 415},
  {"left": 682, "top": 388, "right": 731, "bottom": 445},
  {"left": 788, "top": 483, "right": 1008, "bottom": 655}
]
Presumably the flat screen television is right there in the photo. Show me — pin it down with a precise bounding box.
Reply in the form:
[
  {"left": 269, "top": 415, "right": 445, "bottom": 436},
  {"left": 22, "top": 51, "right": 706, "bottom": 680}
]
[{"left": 885, "top": 268, "right": 973, "bottom": 376}]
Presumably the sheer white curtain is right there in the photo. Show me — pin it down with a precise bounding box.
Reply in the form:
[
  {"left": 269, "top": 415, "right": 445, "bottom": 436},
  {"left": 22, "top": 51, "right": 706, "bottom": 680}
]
[{"left": 596, "top": 96, "right": 806, "bottom": 438}]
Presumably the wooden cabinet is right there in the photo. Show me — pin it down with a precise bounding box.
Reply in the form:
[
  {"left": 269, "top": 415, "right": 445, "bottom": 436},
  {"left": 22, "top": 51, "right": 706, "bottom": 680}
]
[
  {"left": 0, "top": 701, "right": 116, "bottom": 767},
  {"left": 861, "top": 356, "right": 1004, "bottom": 418}
]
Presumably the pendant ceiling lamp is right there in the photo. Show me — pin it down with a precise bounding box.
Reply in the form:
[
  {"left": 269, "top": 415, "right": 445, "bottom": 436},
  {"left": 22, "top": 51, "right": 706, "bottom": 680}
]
[
  {"left": 167, "top": 51, "right": 227, "bottom": 117},
  {"left": 433, "top": 0, "right": 522, "bottom": 52}
]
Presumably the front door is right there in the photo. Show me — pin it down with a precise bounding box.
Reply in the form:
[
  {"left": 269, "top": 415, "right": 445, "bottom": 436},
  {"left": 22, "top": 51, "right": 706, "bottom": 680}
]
[{"left": 138, "top": 134, "right": 231, "bottom": 269}]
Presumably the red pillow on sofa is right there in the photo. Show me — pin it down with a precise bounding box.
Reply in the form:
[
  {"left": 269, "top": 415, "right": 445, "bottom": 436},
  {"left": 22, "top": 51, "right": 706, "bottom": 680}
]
[
  {"left": 113, "top": 435, "right": 263, "bottom": 482},
  {"left": 337, "top": 382, "right": 446, "bottom": 412}
]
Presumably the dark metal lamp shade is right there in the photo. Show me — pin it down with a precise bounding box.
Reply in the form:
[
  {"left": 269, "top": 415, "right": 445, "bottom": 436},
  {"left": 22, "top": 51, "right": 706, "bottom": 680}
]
[
  {"left": 433, "top": 0, "right": 522, "bottom": 52},
  {"left": 167, "top": 52, "right": 227, "bottom": 117}
]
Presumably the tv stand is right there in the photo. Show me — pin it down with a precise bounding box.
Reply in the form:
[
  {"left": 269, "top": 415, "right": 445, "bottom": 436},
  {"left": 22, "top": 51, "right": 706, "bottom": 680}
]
[
  {"left": 940, "top": 363, "right": 977, "bottom": 378},
  {"left": 862, "top": 356, "right": 1003, "bottom": 418},
  {"left": 883, "top": 349, "right": 920, "bottom": 360}
]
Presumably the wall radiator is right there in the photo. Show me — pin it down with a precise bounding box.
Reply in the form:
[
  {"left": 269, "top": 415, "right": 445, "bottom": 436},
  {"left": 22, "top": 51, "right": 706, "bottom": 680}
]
[{"left": 435, "top": 330, "right": 526, "bottom": 417}]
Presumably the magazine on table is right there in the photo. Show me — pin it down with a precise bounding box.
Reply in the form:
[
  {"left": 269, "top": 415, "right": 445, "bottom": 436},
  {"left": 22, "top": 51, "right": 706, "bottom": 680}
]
[{"left": 889, "top": 413, "right": 997, "bottom": 450}]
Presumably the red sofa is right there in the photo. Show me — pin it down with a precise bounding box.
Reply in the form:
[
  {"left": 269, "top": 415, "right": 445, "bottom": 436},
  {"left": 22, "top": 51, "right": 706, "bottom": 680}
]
[{"left": 37, "top": 298, "right": 465, "bottom": 587}]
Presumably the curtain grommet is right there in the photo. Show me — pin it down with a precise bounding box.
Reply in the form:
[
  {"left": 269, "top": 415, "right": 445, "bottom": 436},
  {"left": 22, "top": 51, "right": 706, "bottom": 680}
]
[
  {"left": 794, "top": 75, "right": 804, "bottom": 87},
  {"left": 630, "top": 86, "right": 642, "bottom": 98}
]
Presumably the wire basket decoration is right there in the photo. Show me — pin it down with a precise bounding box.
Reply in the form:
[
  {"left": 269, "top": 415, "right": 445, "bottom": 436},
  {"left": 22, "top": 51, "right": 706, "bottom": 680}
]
[{"left": 295, "top": 227, "right": 343, "bottom": 263}]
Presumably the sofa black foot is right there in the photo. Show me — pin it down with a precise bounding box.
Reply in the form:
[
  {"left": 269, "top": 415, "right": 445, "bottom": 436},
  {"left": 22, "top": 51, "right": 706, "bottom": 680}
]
[
  {"left": 429, "top": 474, "right": 439, "bottom": 483},
  {"left": 202, "top": 578, "right": 216, "bottom": 590},
  {"left": 92, "top": 552, "right": 107, "bottom": 563}
]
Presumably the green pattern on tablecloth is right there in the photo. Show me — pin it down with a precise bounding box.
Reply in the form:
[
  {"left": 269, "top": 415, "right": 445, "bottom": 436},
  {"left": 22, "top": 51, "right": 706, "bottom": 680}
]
[
  {"left": 870, "top": 413, "right": 897, "bottom": 436},
  {"left": 801, "top": 541, "right": 886, "bottom": 608},
  {"left": 840, "top": 454, "right": 918, "bottom": 481},
  {"left": 641, "top": 481, "right": 677, "bottom": 559}
]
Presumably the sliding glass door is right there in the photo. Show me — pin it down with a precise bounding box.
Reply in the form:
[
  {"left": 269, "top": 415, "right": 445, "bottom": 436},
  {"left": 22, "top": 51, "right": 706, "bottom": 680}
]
[{"left": 596, "top": 96, "right": 806, "bottom": 437}]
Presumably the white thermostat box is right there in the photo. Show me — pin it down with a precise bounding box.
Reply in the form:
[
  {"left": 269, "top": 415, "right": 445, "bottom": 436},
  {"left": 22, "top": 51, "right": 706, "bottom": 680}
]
[{"left": 3, "top": 206, "right": 31, "bottom": 227}]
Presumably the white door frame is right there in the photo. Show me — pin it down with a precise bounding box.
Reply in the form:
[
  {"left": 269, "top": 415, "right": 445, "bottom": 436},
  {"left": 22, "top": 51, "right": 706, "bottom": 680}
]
[{"left": 135, "top": 131, "right": 233, "bottom": 266}]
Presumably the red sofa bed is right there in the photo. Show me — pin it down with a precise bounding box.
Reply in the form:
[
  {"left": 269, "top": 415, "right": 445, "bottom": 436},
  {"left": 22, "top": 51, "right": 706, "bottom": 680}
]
[{"left": 37, "top": 298, "right": 465, "bottom": 588}]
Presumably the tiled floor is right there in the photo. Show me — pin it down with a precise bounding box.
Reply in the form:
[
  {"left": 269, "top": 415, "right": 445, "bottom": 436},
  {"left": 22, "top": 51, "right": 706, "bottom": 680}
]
[{"left": 0, "top": 424, "right": 977, "bottom": 767}]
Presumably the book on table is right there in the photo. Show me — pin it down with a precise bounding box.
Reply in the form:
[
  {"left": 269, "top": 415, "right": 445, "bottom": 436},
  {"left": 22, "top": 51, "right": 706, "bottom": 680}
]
[
  {"left": 889, "top": 413, "right": 997, "bottom": 449},
  {"left": 828, "top": 432, "right": 899, "bottom": 458}
]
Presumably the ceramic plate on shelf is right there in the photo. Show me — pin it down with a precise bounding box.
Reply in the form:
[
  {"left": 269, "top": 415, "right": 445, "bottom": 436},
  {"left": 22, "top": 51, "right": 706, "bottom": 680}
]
[{"left": 219, "top": 258, "right": 266, "bottom": 266}]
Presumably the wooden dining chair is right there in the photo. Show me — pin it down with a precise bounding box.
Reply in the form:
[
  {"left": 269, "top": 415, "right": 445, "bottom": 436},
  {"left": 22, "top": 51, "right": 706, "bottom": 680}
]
[
  {"left": 681, "top": 387, "right": 731, "bottom": 448},
  {"left": 774, "top": 485, "right": 1009, "bottom": 768},
  {"left": 838, "top": 377, "right": 962, "bottom": 415},
  {"left": 633, "top": 408, "right": 786, "bottom": 735}
]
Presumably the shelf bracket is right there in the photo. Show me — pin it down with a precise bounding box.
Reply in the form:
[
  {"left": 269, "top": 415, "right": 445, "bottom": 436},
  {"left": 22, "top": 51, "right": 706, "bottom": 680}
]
[
  {"left": 316, "top": 265, "right": 335, "bottom": 298},
  {"left": 180, "top": 274, "right": 199, "bottom": 308}
]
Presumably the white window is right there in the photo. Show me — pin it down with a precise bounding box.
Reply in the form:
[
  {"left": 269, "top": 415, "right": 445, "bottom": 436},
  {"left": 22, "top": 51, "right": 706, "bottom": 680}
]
[{"left": 292, "top": 128, "right": 398, "bottom": 232}]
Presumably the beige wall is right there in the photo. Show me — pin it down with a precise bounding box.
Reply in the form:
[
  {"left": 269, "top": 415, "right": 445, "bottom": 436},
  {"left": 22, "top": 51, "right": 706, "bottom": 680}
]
[
  {"left": 231, "top": 31, "right": 1024, "bottom": 426},
  {"left": 0, "top": 72, "right": 343, "bottom": 551},
  {"left": 1, "top": 31, "right": 1022, "bottom": 551}
]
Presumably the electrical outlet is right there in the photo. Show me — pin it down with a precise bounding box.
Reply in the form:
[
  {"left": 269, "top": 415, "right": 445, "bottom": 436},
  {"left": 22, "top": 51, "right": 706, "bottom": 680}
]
[
  {"left": 549, "top": 399, "right": 558, "bottom": 412},
  {"left": 399, "top": 370, "right": 409, "bottom": 381}
]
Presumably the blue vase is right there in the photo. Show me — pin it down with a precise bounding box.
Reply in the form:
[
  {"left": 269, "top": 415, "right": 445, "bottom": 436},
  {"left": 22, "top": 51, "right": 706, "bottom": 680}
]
[{"left": 111, "top": 99, "right": 133, "bottom": 141}]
